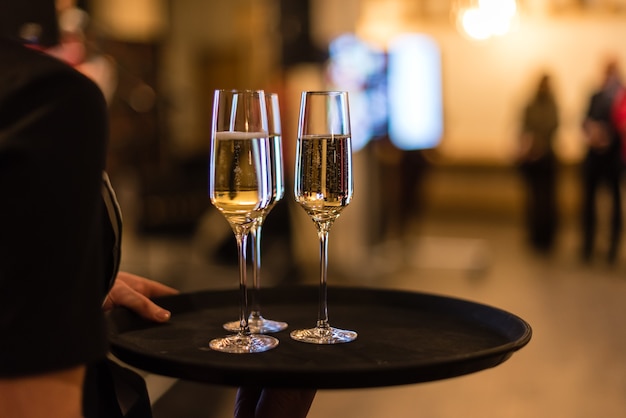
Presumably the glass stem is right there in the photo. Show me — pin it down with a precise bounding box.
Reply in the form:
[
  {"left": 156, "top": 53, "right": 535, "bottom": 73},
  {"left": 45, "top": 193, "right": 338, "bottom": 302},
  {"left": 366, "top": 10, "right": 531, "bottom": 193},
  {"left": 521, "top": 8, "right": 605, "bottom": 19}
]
[
  {"left": 235, "top": 230, "right": 251, "bottom": 336},
  {"left": 250, "top": 221, "right": 262, "bottom": 319},
  {"left": 317, "top": 224, "right": 331, "bottom": 330}
]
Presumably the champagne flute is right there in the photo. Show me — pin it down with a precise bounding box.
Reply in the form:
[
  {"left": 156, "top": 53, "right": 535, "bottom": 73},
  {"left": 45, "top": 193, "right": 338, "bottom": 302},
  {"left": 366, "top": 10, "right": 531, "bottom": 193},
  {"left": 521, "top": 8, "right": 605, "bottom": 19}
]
[
  {"left": 208, "top": 89, "right": 278, "bottom": 353},
  {"left": 290, "top": 91, "right": 357, "bottom": 344},
  {"left": 224, "top": 93, "right": 288, "bottom": 333}
]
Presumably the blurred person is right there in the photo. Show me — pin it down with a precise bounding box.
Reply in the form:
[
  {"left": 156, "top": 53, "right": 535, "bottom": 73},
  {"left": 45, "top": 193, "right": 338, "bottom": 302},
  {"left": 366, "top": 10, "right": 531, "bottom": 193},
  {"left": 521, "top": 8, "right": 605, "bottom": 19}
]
[
  {"left": 580, "top": 59, "right": 623, "bottom": 264},
  {"left": 0, "top": 2, "right": 315, "bottom": 417},
  {"left": 51, "top": 4, "right": 118, "bottom": 104},
  {"left": 516, "top": 72, "right": 560, "bottom": 253}
]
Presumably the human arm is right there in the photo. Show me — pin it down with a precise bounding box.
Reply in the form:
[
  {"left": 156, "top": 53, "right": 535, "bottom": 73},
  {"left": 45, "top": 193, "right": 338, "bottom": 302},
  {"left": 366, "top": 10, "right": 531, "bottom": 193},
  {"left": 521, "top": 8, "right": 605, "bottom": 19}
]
[{"left": 0, "top": 38, "right": 109, "bottom": 418}]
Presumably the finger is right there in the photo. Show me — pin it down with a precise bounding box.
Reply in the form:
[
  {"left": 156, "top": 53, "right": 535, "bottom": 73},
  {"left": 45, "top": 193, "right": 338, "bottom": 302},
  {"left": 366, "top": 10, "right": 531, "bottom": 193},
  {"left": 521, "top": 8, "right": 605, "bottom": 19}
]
[
  {"left": 255, "top": 389, "right": 317, "bottom": 418},
  {"left": 235, "top": 387, "right": 263, "bottom": 418},
  {"left": 136, "top": 279, "right": 179, "bottom": 299},
  {"left": 150, "top": 280, "right": 179, "bottom": 295},
  {"left": 106, "top": 282, "right": 172, "bottom": 322},
  {"left": 116, "top": 272, "right": 179, "bottom": 298}
]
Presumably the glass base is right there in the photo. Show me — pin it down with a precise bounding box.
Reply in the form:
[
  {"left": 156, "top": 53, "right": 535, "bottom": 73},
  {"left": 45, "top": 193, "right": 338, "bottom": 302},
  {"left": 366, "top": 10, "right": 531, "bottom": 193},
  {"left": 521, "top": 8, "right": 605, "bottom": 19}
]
[
  {"left": 223, "top": 316, "right": 288, "bottom": 334},
  {"left": 209, "top": 334, "right": 279, "bottom": 353},
  {"left": 290, "top": 326, "right": 357, "bottom": 344}
]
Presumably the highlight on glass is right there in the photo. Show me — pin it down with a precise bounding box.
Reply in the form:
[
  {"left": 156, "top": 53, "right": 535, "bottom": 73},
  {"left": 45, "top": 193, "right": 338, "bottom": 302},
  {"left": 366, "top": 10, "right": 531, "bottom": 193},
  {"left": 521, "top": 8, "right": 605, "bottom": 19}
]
[
  {"left": 290, "top": 90, "right": 357, "bottom": 344},
  {"left": 208, "top": 89, "right": 279, "bottom": 353}
]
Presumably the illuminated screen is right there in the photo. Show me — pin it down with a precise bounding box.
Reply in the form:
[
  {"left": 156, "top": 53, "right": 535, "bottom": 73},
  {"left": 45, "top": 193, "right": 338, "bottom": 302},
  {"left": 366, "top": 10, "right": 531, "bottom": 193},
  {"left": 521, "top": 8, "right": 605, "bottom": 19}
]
[
  {"left": 327, "top": 33, "right": 443, "bottom": 151},
  {"left": 388, "top": 34, "right": 443, "bottom": 150},
  {"left": 327, "top": 34, "right": 387, "bottom": 152}
]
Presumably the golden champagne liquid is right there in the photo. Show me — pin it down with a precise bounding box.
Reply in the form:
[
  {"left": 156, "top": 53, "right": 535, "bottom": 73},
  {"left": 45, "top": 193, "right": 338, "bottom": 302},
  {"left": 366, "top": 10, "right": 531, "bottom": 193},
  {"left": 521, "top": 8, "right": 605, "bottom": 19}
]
[
  {"left": 211, "top": 131, "right": 271, "bottom": 225},
  {"left": 295, "top": 134, "right": 353, "bottom": 223}
]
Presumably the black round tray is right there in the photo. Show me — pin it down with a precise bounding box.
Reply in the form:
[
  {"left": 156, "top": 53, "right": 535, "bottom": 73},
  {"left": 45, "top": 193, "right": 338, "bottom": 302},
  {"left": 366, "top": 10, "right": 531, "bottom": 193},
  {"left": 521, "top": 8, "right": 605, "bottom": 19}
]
[{"left": 107, "top": 285, "right": 531, "bottom": 389}]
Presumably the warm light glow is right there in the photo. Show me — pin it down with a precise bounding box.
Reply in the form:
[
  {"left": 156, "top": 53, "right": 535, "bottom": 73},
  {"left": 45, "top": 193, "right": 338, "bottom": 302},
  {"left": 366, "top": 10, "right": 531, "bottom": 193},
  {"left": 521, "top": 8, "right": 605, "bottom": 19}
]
[
  {"left": 356, "top": 0, "right": 410, "bottom": 48},
  {"left": 458, "top": 0, "right": 517, "bottom": 40},
  {"left": 91, "top": 0, "right": 168, "bottom": 41},
  {"left": 479, "top": 0, "right": 517, "bottom": 18},
  {"left": 460, "top": 9, "right": 492, "bottom": 40}
]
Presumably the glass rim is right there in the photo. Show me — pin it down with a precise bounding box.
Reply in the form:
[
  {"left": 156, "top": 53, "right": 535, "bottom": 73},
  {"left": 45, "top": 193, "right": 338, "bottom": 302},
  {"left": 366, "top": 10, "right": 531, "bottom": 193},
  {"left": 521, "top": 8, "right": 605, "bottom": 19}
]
[
  {"left": 301, "top": 90, "right": 347, "bottom": 96},
  {"left": 214, "top": 88, "right": 265, "bottom": 95}
]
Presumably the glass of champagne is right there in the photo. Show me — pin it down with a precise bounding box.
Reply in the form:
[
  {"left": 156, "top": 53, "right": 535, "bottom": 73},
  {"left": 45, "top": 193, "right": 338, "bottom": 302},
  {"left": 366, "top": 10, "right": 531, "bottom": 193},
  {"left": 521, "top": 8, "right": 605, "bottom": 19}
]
[
  {"left": 208, "top": 89, "right": 278, "bottom": 353},
  {"left": 290, "top": 91, "right": 357, "bottom": 344},
  {"left": 223, "top": 93, "right": 288, "bottom": 333}
]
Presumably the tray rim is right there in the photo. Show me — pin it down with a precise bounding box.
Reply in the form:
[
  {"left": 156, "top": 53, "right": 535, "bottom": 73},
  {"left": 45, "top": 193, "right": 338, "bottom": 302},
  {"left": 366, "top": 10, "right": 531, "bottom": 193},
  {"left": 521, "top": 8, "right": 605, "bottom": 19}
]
[{"left": 108, "top": 285, "right": 532, "bottom": 389}]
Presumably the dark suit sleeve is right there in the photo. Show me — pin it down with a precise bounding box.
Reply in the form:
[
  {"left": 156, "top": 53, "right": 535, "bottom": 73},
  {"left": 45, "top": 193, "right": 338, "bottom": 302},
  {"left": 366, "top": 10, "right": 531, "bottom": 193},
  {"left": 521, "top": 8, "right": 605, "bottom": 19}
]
[{"left": 0, "top": 40, "right": 110, "bottom": 376}]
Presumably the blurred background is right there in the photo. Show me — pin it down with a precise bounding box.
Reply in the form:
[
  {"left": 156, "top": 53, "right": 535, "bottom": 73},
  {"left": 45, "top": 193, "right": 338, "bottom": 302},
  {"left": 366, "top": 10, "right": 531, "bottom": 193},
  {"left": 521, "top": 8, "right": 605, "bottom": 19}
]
[{"left": 62, "top": 0, "right": 626, "bottom": 416}]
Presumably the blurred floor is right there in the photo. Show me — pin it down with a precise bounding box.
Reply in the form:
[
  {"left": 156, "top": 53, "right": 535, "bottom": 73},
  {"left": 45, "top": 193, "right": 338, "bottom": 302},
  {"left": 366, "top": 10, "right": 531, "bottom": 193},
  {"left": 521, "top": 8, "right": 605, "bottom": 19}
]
[{"left": 114, "top": 167, "right": 626, "bottom": 418}]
